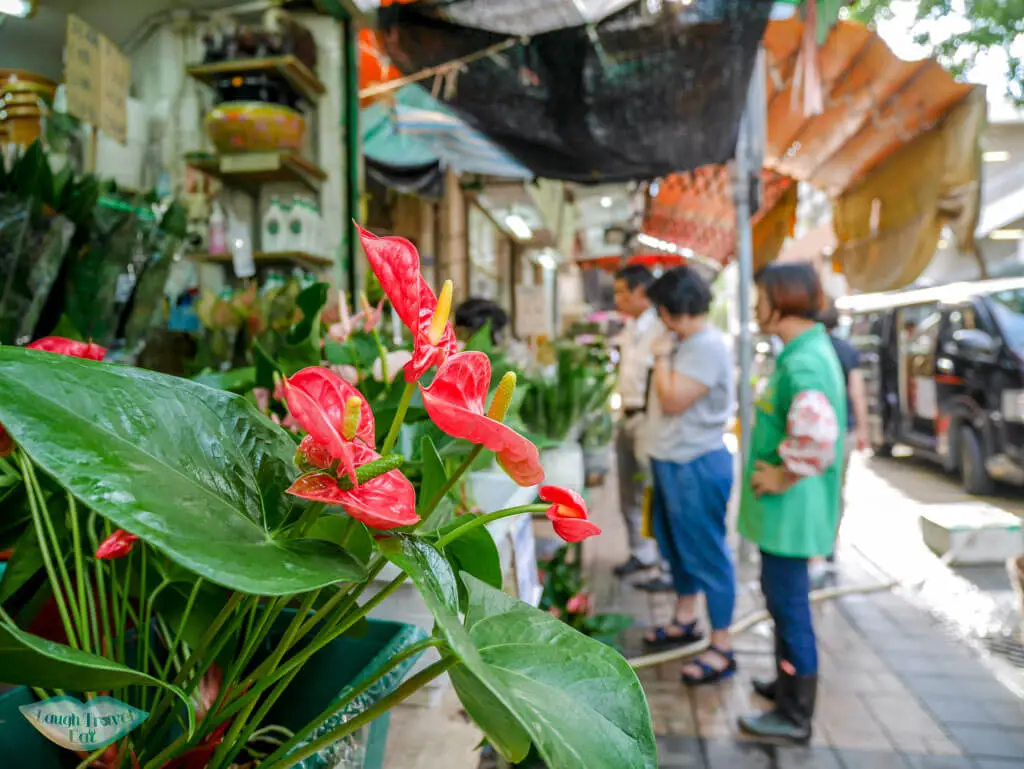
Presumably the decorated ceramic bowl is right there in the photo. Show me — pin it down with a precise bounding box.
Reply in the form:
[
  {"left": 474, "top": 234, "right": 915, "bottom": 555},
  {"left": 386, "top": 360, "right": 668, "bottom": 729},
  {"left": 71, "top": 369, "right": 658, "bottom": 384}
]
[{"left": 204, "top": 101, "right": 306, "bottom": 154}]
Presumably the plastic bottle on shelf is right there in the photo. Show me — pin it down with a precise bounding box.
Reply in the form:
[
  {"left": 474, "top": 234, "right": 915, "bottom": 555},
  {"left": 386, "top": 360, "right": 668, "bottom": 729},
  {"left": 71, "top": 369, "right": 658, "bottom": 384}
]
[
  {"left": 208, "top": 199, "right": 227, "bottom": 256},
  {"left": 263, "top": 196, "right": 284, "bottom": 253},
  {"left": 306, "top": 199, "right": 323, "bottom": 256},
  {"left": 285, "top": 195, "right": 306, "bottom": 253}
]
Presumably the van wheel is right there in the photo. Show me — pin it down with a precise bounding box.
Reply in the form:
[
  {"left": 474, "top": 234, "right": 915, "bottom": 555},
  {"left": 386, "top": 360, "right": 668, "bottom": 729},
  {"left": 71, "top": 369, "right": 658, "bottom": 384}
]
[{"left": 959, "top": 427, "right": 993, "bottom": 496}]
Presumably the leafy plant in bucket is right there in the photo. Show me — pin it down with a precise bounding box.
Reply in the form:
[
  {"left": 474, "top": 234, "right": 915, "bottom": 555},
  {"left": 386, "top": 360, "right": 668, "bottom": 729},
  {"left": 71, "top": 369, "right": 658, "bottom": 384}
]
[{"left": 0, "top": 226, "right": 655, "bottom": 769}]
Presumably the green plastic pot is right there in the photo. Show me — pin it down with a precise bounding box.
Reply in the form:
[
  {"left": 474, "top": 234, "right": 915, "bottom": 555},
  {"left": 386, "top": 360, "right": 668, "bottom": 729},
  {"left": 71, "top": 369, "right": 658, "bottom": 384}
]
[{"left": 0, "top": 617, "right": 427, "bottom": 768}]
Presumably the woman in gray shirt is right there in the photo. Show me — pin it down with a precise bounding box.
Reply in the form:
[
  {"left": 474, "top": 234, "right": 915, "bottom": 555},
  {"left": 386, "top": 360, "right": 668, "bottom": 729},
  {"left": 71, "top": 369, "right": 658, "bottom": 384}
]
[{"left": 641, "top": 266, "right": 737, "bottom": 686}]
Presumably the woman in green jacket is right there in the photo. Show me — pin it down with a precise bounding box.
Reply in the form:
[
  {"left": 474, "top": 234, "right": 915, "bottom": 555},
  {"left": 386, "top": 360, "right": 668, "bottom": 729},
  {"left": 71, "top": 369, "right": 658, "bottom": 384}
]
[{"left": 737, "top": 263, "right": 846, "bottom": 744}]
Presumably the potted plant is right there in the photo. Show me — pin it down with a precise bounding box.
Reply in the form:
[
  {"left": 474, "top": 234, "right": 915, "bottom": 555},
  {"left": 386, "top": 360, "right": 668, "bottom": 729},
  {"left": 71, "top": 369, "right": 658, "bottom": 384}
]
[{"left": 0, "top": 226, "right": 657, "bottom": 769}]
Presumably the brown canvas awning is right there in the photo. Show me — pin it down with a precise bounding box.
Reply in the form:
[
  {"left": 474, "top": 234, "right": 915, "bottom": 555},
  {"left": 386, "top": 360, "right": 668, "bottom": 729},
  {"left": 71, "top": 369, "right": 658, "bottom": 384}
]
[{"left": 643, "top": 19, "right": 984, "bottom": 291}]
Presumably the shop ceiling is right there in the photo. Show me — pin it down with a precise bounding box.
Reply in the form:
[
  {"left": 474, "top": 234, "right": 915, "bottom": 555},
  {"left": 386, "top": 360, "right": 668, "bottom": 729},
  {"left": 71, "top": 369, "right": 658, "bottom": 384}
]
[{"left": 0, "top": 1, "right": 270, "bottom": 79}]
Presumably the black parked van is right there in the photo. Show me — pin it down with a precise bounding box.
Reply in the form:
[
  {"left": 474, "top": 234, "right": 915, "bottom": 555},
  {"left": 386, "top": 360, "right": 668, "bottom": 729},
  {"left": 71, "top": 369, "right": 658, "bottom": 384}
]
[{"left": 837, "top": 278, "right": 1024, "bottom": 495}]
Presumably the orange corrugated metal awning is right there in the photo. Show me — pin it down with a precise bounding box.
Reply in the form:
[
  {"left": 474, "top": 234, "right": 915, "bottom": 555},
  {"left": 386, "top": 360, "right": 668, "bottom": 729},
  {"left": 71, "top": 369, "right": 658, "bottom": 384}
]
[
  {"left": 762, "top": 19, "right": 975, "bottom": 195},
  {"left": 644, "top": 166, "right": 797, "bottom": 269},
  {"left": 641, "top": 19, "right": 982, "bottom": 289}
]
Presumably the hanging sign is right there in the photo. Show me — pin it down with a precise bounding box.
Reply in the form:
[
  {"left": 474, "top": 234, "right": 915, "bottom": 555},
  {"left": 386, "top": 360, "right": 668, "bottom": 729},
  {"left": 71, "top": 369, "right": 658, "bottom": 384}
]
[
  {"left": 64, "top": 14, "right": 131, "bottom": 144},
  {"left": 20, "top": 696, "right": 148, "bottom": 752},
  {"left": 514, "top": 284, "right": 549, "bottom": 338}
]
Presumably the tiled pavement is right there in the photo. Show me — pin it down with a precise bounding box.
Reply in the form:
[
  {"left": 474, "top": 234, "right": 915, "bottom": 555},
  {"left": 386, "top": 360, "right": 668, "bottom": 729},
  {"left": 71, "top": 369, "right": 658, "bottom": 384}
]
[{"left": 579, "top": 454, "right": 1024, "bottom": 769}]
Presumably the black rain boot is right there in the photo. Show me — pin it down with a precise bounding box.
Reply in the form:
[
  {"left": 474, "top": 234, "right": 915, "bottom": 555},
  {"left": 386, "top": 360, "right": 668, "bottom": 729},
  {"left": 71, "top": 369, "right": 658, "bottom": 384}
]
[
  {"left": 751, "top": 635, "right": 784, "bottom": 701},
  {"left": 738, "top": 672, "right": 817, "bottom": 744}
]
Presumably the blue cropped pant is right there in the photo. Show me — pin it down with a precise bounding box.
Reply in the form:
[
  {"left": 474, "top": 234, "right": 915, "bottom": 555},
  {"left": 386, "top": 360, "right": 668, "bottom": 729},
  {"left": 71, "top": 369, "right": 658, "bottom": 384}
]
[
  {"left": 760, "top": 550, "right": 818, "bottom": 675},
  {"left": 650, "top": 447, "right": 736, "bottom": 631}
]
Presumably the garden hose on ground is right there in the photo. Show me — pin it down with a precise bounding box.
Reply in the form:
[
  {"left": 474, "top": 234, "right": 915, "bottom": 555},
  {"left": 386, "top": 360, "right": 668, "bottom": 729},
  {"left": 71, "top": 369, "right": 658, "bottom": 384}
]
[{"left": 626, "top": 524, "right": 990, "bottom": 670}]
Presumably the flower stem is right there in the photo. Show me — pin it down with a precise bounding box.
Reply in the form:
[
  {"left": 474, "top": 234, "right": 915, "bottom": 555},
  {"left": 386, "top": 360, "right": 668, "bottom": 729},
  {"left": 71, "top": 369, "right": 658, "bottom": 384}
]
[
  {"left": 422, "top": 445, "right": 483, "bottom": 516},
  {"left": 257, "top": 637, "right": 444, "bottom": 766},
  {"left": 208, "top": 590, "right": 320, "bottom": 769},
  {"left": 68, "top": 494, "right": 91, "bottom": 653},
  {"left": 435, "top": 504, "right": 550, "bottom": 549},
  {"left": 371, "top": 328, "right": 389, "bottom": 382},
  {"left": 263, "top": 657, "right": 457, "bottom": 769},
  {"left": 380, "top": 380, "right": 416, "bottom": 455},
  {"left": 17, "top": 453, "right": 80, "bottom": 649},
  {"left": 292, "top": 502, "right": 325, "bottom": 538}
]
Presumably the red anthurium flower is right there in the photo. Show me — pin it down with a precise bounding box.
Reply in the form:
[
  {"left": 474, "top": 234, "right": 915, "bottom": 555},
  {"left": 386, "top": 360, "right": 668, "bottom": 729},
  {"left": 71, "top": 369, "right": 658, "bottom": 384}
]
[
  {"left": 540, "top": 485, "right": 602, "bottom": 543},
  {"left": 356, "top": 223, "right": 457, "bottom": 382},
  {"left": 566, "top": 592, "right": 591, "bottom": 615},
  {"left": 0, "top": 425, "right": 12, "bottom": 459},
  {"left": 288, "top": 443, "right": 419, "bottom": 530},
  {"left": 421, "top": 352, "right": 544, "bottom": 487},
  {"left": 95, "top": 529, "right": 139, "bottom": 560},
  {"left": 27, "top": 336, "right": 106, "bottom": 361},
  {"left": 281, "top": 367, "right": 375, "bottom": 484}
]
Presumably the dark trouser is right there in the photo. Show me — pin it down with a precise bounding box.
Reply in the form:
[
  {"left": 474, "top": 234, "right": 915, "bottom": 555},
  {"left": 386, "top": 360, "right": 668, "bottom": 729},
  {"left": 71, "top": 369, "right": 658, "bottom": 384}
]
[
  {"left": 650, "top": 447, "right": 736, "bottom": 631},
  {"left": 615, "top": 419, "right": 658, "bottom": 564},
  {"left": 761, "top": 550, "right": 818, "bottom": 675}
]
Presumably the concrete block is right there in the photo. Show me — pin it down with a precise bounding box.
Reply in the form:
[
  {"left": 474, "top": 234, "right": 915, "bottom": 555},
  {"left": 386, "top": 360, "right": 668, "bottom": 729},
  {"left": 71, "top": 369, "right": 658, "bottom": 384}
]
[{"left": 919, "top": 504, "right": 1023, "bottom": 565}]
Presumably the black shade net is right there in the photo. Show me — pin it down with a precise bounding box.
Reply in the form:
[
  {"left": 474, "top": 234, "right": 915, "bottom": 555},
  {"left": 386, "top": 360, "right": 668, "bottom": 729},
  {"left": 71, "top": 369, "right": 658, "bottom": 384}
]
[{"left": 377, "top": 0, "right": 774, "bottom": 184}]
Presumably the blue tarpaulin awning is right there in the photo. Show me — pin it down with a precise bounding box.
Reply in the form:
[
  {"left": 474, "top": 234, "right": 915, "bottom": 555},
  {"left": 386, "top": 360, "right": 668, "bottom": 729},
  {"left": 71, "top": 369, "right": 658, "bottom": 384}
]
[{"left": 362, "top": 85, "right": 533, "bottom": 181}]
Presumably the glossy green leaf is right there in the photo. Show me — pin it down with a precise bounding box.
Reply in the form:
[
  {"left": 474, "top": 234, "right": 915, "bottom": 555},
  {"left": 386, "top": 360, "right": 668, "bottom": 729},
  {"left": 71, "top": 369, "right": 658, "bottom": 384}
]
[
  {"left": 0, "top": 505, "right": 67, "bottom": 603},
  {"left": 458, "top": 575, "right": 657, "bottom": 769},
  {"left": 306, "top": 514, "right": 374, "bottom": 565},
  {"left": 0, "top": 622, "right": 195, "bottom": 735},
  {"left": 466, "top": 320, "right": 493, "bottom": 354},
  {"left": 278, "top": 282, "right": 328, "bottom": 375},
  {"left": 417, "top": 437, "right": 448, "bottom": 518},
  {"left": 0, "top": 348, "right": 366, "bottom": 595},
  {"left": 191, "top": 366, "right": 257, "bottom": 394},
  {"left": 387, "top": 538, "right": 656, "bottom": 769},
  {"left": 433, "top": 520, "right": 502, "bottom": 608}
]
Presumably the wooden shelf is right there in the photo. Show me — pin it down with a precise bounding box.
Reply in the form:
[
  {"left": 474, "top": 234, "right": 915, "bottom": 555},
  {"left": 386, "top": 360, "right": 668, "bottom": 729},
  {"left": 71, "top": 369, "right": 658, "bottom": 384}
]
[
  {"left": 186, "top": 55, "right": 325, "bottom": 104},
  {"left": 185, "top": 152, "right": 327, "bottom": 193},
  {"left": 190, "top": 250, "right": 335, "bottom": 270}
]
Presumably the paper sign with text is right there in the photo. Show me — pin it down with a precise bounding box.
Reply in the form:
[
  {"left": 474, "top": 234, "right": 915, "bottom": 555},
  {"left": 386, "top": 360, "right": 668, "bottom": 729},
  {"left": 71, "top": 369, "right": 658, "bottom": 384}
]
[
  {"left": 20, "top": 696, "right": 148, "bottom": 752},
  {"left": 64, "top": 14, "right": 130, "bottom": 144}
]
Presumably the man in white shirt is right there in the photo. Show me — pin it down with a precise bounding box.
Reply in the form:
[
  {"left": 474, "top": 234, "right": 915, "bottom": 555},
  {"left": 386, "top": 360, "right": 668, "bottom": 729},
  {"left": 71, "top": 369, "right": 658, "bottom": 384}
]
[{"left": 612, "top": 265, "right": 663, "bottom": 577}]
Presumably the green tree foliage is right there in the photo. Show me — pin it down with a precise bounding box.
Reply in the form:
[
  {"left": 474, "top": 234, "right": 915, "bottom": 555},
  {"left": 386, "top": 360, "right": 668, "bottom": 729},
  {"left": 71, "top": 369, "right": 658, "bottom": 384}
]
[{"left": 851, "top": 0, "right": 1024, "bottom": 106}]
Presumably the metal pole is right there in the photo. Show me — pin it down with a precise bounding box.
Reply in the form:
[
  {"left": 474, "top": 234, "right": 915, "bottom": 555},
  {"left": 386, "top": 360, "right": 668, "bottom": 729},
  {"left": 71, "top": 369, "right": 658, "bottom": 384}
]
[
  {"left": 733, "top": 152, "right": 754, "bottom": 471},
  {"left": 732, "top": 46, "right": 765, "bottom": 564}
]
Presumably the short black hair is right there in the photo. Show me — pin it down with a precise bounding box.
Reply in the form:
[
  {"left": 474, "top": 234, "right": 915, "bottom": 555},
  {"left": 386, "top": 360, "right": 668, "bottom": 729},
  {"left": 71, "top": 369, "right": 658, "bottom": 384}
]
[
  {"left": 647, "top": 266, "right": 712, "bottom": 318},
  {"left": 454, "top": 298, "right": 508, "bottom": 339},
  {"left": 614, "top": 264, "right": 655, "bottom": 292},
  {"left": 754, "top": 262, "right": 823, "bottom": 321}
]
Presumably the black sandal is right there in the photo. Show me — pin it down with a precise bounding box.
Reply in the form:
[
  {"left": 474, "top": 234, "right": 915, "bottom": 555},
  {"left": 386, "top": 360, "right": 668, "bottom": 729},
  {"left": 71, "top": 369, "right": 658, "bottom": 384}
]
[
  {"left": 681, "top": 646, "right": 737, "bottom": 686},
  {"left": 643, "top": 620, "right": 703, "bottom": 651}
]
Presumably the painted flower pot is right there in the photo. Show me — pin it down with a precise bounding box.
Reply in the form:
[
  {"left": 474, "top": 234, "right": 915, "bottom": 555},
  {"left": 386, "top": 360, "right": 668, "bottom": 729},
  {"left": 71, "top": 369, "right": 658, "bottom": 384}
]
[
  {"left": 204, "top": 100, "right": 306, "bottom": 154},
  {"left": 0, "top": 618, "right": 426, "bottom": 769}
]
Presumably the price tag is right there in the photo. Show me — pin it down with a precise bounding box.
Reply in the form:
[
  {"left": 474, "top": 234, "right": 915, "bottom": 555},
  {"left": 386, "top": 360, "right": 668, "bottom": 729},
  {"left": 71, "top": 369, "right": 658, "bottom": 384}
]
[
  {"left": 220, "top": 153, "right": 280, "bottom": 174},
  {"left": 515, "top": 285, "right": 550, "bottom": 337},
  {"left": 229, "top": 222, "right": 256, "bottom": 279}
]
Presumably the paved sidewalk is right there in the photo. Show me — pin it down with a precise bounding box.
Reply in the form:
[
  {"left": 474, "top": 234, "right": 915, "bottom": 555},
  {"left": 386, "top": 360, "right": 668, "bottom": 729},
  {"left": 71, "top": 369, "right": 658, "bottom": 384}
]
[{"left": 581, "top": 460, "right": 1024, "bottom": 769}]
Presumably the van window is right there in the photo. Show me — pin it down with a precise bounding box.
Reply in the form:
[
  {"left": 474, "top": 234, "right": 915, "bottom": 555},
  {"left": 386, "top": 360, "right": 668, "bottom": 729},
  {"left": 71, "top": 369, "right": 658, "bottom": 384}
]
[{"left": 988, "top": 289, "right": 1024, "bottom": 348}]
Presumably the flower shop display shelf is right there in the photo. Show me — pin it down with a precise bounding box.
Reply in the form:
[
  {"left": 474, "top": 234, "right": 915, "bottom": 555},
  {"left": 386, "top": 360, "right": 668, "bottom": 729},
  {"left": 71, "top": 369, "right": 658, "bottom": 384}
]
[
  {"left": 0, "top": 617, "right": 427, "bottom": 769},
  {"left": 365, "top": 469, "right": 540, "bottom": 708}
]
